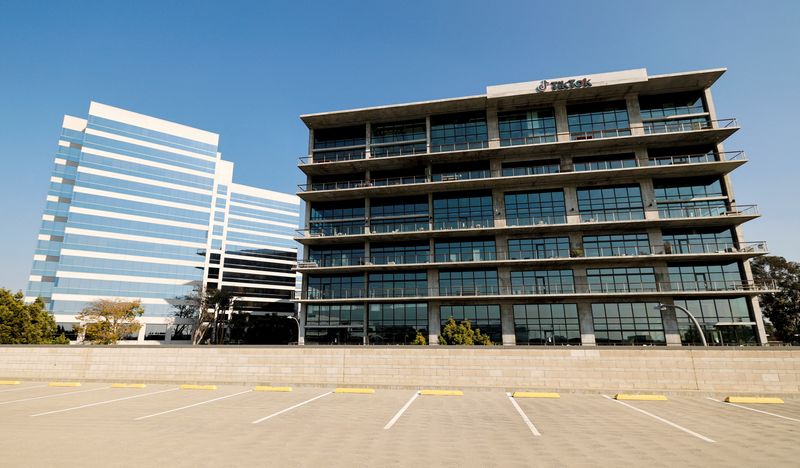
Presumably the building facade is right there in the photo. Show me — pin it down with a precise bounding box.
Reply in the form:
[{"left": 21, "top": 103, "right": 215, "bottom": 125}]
[
  {"left": 26, "top": 102, "right": 300, "bottom": 342},
  {"left": 294, "top": 68, "right": 772, "bottom": 346}
]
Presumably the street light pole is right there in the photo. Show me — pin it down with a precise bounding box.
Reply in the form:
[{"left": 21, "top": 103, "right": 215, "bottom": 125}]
[
  {"left": 286, "top": 315, "right": 300, "bottom": 345},
  {"left": 657, "top": 303, "right": 708, "bottom": 347}
]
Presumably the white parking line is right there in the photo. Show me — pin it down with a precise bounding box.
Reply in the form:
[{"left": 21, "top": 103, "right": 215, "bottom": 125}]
[
  {"left": 384, "top": 391, "right": 419, "bottom": 430},
  {"left": 506, "top": 392, "right": 541, "bottom": 437},
  {"left": 0, "top": 386, "right": 110, "bottom": 406},
  {"left": 0, "top": 384, "right": 48, "bottom": 394},
  {"left": 602, "top": 395, "right": 715, "bottom": 443},
  {"left": 252, "top": 391, "right": 332, "bottom": 424},
  {"left": 32, "top": 387, "right": 179, "bottom": 417},
  {"left": 707, "top": 397, "right": 800, "bottom": 423},
  {"left": 135, "top": 389, "right": 252, "bottom": 421}
]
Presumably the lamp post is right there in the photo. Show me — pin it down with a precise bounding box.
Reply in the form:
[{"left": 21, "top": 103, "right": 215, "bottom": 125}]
[
  {"left": 656, "top": 303, "right": 708, "bottom": 347},
  {"left": 286, "top": 315, "right": 301, "bottom": 345}
]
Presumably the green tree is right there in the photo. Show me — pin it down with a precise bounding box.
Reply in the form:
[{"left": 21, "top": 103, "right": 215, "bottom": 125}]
[
  {"left": 752, "top": 255, "right": 800, "bottom": 343},
  {"left": 438, "top": 317, "right": 492, "bottom": 345},
  {"left": 74, "top": 299, "right": 144, "bottom": 345},
  {"left": 0, "top": 289, "right": 68, "bottom": 344},
  {"left": 411, "top": 330, "right": 427, "bottom": 345}
]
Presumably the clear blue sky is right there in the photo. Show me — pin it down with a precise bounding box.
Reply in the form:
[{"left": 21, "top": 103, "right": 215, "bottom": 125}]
[{"left": 1, "top": 0, "right": 798, "bottom": 292}]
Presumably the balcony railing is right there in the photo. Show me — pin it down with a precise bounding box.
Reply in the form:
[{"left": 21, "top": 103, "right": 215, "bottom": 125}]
[
  {"left": 432, "top": 218, "right": 495, "bottom": 230},
  {"left": 297, "top": 241, "right": 769, "bottom": 269},
  {"left": 648, "top": 151, "right": 745, "bottom": 166},
  {"left": 505, "top": 215, "right": 567, "bottom": 227},
  {"left": 299, "top": 118, "right": 738, "bottom": 165},
  {"left": 430, "top": 140, "right": 490, "bottom": 153},
  {"left": 297, "top": 206, "right": 760, "bottom": 238},
  {"left": 580, "top": 210, "right": 645, "bottom": 223},
  {"left": 569, "top": 128, "right": 632, "bottom": 140},
  {"left": 642, "top": 118, "right": 737, "bottom": 134},
  {"left": 297, "top": 280, "right": 777, "bottom": 299}
]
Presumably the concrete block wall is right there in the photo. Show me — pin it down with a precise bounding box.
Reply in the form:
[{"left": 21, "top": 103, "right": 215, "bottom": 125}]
[{"left": 0, "top": 346, "right": 797, "bottom": 394}]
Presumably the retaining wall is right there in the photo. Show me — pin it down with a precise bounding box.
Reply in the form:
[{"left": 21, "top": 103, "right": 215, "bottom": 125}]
[{"left": 0, "top": 346, "right": 798, "bottom": 394}]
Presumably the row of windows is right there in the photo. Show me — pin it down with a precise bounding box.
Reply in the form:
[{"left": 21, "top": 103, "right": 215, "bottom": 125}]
[
  {"left": 306, "top": 262, "right": 744, "bottom": 298},
  {"left": 310, "top": 93, "right": 707, "bottom": 152},
  {"left": 83, "top": 132, "right": 216, "bottom": 174},
  {"left": 304, "top": 297, "right": 751, "bottom": 346},
  {"left": 307, "top": 229, "right": 737, "bottom": 265},
  {"left": 79, "top": 152, "right": 215, "bottom": 190},
  {"left": 87, "top": 115, "right": 219, "bottom": 156}
]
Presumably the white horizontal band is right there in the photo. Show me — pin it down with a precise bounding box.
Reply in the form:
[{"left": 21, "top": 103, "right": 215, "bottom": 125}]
[
  {"left": 64, "top": 227, "right": 207, "bottom": 249},
  {"left": 60, "top": 249, "right": 205, "bottom": 268},
  {"left": 69, "top": 206, "right": 208, "bottom": 230},
  {"left": 219, "top": 281, "right": 295, "bottom": 290},
  {"left": 56, "top": 270, "right": 200, "bottom": 286},
  {"left": 222, "top": 267, "right": 296, "bottom": 278},
  {"left": 76, "top": 166, "right": 212, "bottom": 195},
  {"left": 73, "top": 186, "right": 210, "bottom": 214},
  {"left": 228, "top": 214, "right": 297, "bottom": 229}
]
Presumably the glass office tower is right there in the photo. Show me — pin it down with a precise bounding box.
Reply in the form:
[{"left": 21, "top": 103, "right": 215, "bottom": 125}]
[
  {"left": 295, "top": 68, "right": 773, "bottom": 346},
  {"left": 26, "top": 102, "right": 299, "bottom": 342}
]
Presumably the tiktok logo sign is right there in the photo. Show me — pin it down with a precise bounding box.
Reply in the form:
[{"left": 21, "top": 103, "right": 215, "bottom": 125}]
[{"left": 535, "top": 78, "right": 592, "bottom": 93}]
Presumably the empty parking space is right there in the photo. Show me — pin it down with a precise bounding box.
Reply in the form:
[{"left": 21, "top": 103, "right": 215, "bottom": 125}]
[{"left": 0, "top": 384, "right": 797, "bottom": 467}]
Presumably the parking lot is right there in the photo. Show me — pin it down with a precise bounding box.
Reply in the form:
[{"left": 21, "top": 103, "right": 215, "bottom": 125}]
[{"left": 0, "top": 382, "right": 797, "bottom": 467}]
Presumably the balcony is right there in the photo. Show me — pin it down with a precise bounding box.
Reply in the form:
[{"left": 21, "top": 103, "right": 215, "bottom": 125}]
[
  {"left": 296, "top": 206, "right": 760, "bottom": 244},
  {"left": 297, "top": 120, "right": 740, "bottom": 175},
  {"left": 294, "top": 241, "right": 768, "bottom": 272},
  {"left": 297, "top": 151, "right": 747, "bottom": 201},
  {"left": 295, "top": 280, "right": 777, "bottom": 301}
]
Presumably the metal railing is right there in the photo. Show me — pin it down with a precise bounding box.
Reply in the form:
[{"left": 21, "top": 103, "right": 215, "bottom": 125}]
[
  {"left": 648, "top": 151, "right": 746, "bottom": 166},
  {"left": 580, "top": 210, "right": 645, "bottom": 223},
  {"left": 298, "top": 118, "right": 738, "bottom": 165},
  {"left": 432, "top": 218, "right": 495, "bottom": 230},
  {"left": 500, "top": 134, "right": 558, "bottom": 146},
  {"left": 569, "top": 128, "right": 632, "bottom": 140},
  {"left": 505, "top": 215, "right": 567, "bottom": 227},
  {"left": 642, "top": 118, "right": 737, "bottom": 134},
  {"left": 296, "top": 241, "right": 768, "bottom": 268},
  {"left": 296, "top": 205, "right": 760, "bottom": 238},
  {"left": 296, "top": 280, "right": 777, "bottom": 299},
  {"left": 430, "top": 140, "right": 490, "bottom": 153}
]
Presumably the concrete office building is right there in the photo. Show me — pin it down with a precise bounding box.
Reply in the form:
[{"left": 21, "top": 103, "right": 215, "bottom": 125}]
[
  {"left": 294, "top": 68, "right": 773, "bottom": 346},
  {"left": 26, "top": 102, "right": 300, "bottom": 342}
]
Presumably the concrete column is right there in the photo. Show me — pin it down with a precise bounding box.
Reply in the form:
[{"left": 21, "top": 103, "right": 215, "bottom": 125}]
[
  {"left": 491, "top": 188, "right": 506, "bottom": 228},
  {"left": 495, "top": 232, "right": 509, "bottom": 261},
  {"left": 425, "top": 116, "right": 432, "bottom": 153},
  {"left": 741, "top": 259, "right": 769, "bottom": 345},
  {"left": 554, "top": 101, "right": 570, "bottom": 142},
  {"left": 428, "top": 302, "right": 441, "bottom": 345},
  {"left": 634, "top": 147, "right": 649, "bottom": 167},
  {"left": 560, "top": 154, "right": 573, "bottom": 173},
  {"left": 568, "top": 232, "right": 583, "bottom": 257},
  {"left": 647, "top": 228, "right": 665, "bottom": 254},
  {"left": 640, "top": 179, "right": 658, "bottom": 220},
  {"left": 365, "top": 122, "right": 371, "bottom": 158},
  {"left": 489, "top": 157, "right": 502, "bottom": 178},
  {"left": 626, "top": 94, "right": 644, "bottom": 136},
  {"left": 307, "top": 129, "right": 314, "bottom": 155},
  {"left": 364, "top": 197, "right": 371, "bottom": 234},
  {"left": 501, "top": 303, "right": 516, "bottom": 346},
  {"left": 298, "top": 303, "right": 306, "bottom": 345},
  {"left": 564, "top": 186, "right": 580, "bottom": 224},
  {"left": 572, "top": 266, "right": 587, "bottom": 294},
  {"left": 486, "top": 105, "right": 500, "bottom": 148},
  {"left": 427, "top": 268, "right": 439, "bottom": 299},
  {"left": 498, "top": 266, "right": 511, "bottom": 295},
  {"left": 577, "top": 302, "right": 596, "bottom": 346}
]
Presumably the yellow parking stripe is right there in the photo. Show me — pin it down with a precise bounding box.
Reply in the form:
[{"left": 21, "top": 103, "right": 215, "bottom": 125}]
[
  {"left": 420, "top": 389, "right": 463, "bottom": 396},
  {"left": 111, "top": 383, "right": 147, "bottom": 389},
  {"left": 512, "top": 392, "right": 560, "bottom": 399},
  {"left": 180, "top": 384, "right": 217, "bottom": 390},
  {"left": 725, "top": 396, "right": 784, "bottom": 404},
  {"left": 254, "top": 386, "right": 292, "bottom": 392},
  {"left": 0, "top": 381, "right": 21, "bottom": 385},
  {"left": 49, "top": 382, "right": 81, "bottom": 387},
  {"left": 334, "top": 388, "right": 375, "bottom": 394},
  {"left": 614, "top": 394, "right": 667, "bottom": 401}
]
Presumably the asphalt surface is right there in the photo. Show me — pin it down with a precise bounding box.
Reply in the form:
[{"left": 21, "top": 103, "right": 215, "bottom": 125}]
[{"left": 0, "top": 382, "right": 797, "bottom": 467}]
